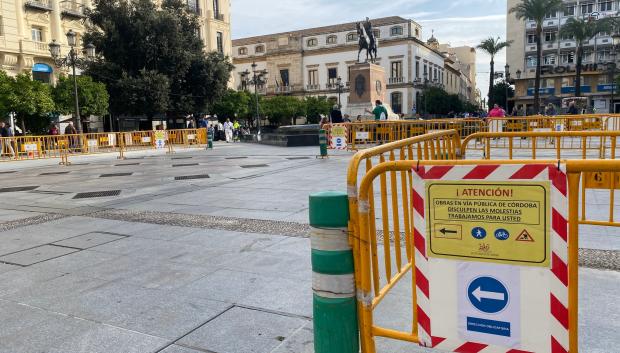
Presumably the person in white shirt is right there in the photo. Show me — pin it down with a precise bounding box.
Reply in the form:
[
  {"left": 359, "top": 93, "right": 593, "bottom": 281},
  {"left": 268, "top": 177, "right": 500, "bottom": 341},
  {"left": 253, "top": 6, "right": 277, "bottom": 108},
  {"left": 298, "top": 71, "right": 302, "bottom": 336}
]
[{"left": 223, "top": 118, "right": 234, "bottom": 143}]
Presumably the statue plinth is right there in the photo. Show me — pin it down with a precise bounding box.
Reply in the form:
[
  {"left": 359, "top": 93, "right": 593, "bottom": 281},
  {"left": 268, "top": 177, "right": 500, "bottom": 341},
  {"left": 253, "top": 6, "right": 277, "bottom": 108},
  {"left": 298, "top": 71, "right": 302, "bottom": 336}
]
[{"left": 346, "top": 63, "right": 387, "bottom": 119}]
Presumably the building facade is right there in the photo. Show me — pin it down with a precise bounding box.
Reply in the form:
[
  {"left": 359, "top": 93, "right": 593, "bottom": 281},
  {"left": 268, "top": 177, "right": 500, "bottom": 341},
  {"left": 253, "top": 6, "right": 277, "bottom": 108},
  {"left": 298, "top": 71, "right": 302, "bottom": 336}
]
[
  {"left": 507, "top": 0, "right": 620, "bottom": 113},
  {"left": 0, "top": 0, "right": 231, "bottom": 82},
  {"left": 232, "top": 16, "right": 475, "bottom": 116}
]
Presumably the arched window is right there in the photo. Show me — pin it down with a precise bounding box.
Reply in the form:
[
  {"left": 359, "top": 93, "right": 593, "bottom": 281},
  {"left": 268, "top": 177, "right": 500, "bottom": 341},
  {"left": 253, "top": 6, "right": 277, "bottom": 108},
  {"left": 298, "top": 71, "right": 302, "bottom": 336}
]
[
  {"left": 238, "top": 47, "right": 247, "bottom": 55},
  {"left": 326, "top": 35, "right": 337, "bottom": 44},
  {"left": 307, "top": 38, "right": 318, "bottom": 47},
  {"left": 347, "top": 32, "right": 357, "bottom": 42},
  {"left": 390, "top": 26, "right": 403, "bottom": 36},
  {"left": 255, "top": 45, "right": 265, "bottom": 53},
  {"left": 391, "top": 92, "right": 403, "bottom": 114}
]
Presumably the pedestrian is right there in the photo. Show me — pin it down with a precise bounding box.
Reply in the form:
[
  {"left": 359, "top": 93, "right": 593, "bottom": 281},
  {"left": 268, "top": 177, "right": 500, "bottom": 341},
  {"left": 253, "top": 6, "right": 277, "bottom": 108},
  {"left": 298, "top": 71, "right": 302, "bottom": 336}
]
[
  {"left": 233, "top": 120, "right": 241, "bottom": 142},
  {"left": 65, "top": 121, "right": 77, "bottom": 151},
  {"left": 366, "top": 100, "right": 389, "bottom": 121},
  {"left": 343, "top": 114, "right": 352, "bottom": 123},
  {"left": 319, "top": 116, "right": 329, "bottom": 130},
  {"left": 2, "top": 122, "right": 16, "bottom": 159},
  {"left": 330, "top": 105, "right": 344, "bottom": 124},
  {"left": 567, "top": 101, "right": 579, "bottom": 115},
  {"left": 356, "top": 115, "right": 363, "bottom": 122},
  {"left": 223, "top": 118, "right": 234, "bottom": 143},
  {"left": 488, "top": 104, "right": 506, "bottom": 118},
  {"left": 545, "top": 103, "right": 557, "bottom": 116},
  {"left": 48, "top": 124, "right": 59, "bottom": 135}
]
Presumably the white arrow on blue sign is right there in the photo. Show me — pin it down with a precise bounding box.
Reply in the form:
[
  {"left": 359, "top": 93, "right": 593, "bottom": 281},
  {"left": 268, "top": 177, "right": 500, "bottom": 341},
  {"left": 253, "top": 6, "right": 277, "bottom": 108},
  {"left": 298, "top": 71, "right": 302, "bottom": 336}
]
[{"left": 467, "top": 276, "right": 509, "bottom": 314}]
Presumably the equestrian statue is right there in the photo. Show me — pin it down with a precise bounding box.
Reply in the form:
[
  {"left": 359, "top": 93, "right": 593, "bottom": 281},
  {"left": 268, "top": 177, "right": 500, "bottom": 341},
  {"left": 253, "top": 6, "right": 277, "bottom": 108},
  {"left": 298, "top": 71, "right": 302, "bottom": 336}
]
[{"left": 357, "top": 17, "right": 378, "bottom": 63}]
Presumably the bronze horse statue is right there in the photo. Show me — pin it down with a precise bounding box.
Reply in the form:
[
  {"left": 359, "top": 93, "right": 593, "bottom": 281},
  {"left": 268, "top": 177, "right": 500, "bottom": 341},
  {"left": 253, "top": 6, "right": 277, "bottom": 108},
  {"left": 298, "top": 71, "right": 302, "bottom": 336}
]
[{"left": 357, "top": 19, "right": 377, "bottom": 63}]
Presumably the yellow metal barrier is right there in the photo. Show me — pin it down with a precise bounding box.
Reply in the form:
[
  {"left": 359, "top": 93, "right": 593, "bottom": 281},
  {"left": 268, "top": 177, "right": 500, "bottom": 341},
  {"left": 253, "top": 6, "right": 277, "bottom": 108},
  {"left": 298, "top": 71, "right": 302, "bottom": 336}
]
[
  {"left": 351, "top": 158, "right": 620, "bottom": 353},
  {"left": 461, "top": 131, "right": 620, "bottom": 160},
  {"left": 0, "top": 128, "right": 209, "bottom": 163}
]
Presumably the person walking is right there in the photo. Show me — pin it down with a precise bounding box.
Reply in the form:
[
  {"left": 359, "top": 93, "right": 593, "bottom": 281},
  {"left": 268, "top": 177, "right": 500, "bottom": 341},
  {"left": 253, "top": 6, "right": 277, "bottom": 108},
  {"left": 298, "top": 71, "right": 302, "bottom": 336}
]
[
  {"left": 1, "top": 122, "right": 16, "bottom": 159},
  {"left": 65, "top": 121, "right": 77, "bottom": 151},
  {"left": 545, "top": 103, "right": 557, "bottom": 116},
  {"left": 330, "top": 105, "right": 344, "bottom": 124},
  {"left": 233, "top": 120, "right": 241, "bottom": 142},
  {"left": 366, "top": 100, "right": 389, "bottom": 121},
  {"left": 223, "top": 118, "right": 234, "bottom": 143},
  {"left": 567, "top": 101, "right": 579, "bottom": 115}
]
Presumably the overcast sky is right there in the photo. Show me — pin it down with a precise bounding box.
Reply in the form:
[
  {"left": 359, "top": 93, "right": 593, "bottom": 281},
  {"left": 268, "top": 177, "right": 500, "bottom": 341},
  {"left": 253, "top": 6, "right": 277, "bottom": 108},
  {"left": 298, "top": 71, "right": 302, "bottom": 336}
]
[{"left": 231, "top": 0, "right": 508, "bottom": 100}]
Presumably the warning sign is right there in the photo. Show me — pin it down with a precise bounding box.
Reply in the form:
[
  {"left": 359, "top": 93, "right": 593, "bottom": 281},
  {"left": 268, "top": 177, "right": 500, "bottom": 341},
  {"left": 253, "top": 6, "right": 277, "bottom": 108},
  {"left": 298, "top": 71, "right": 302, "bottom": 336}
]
[
  {"left": 330, "top": 126, "right": 348, "bottom": 149},
  {"left": 516, "top": 230, "right": 535, "bottom": 242},
  {"left": 425, "top": 181, "right": 550, "bottom": 267}
]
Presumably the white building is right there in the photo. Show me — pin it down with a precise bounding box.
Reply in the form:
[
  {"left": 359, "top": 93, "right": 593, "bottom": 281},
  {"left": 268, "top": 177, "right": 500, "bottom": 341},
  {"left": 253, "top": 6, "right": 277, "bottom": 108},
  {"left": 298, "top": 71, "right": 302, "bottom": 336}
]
[{"left": 232, "top": 16, "right": 453, "bottom": 116}]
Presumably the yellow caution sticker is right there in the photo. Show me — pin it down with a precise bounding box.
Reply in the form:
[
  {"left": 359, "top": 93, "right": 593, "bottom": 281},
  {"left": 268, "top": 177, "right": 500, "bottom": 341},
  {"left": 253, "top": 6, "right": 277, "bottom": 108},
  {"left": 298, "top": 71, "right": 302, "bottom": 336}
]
[{"left": 425, "top": 181, "right": 550, "bottom": 267}]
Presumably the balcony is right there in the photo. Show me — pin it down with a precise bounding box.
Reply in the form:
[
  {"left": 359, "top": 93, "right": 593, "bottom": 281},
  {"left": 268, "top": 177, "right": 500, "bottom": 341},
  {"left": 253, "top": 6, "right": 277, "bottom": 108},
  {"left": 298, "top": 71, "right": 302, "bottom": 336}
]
[
  {"left": 214, "top": 13, "right": 225, "bottom": 21},
  {"left": 61, "top": 2, "right": 87, "bottom": 18},
  {"left": 306, "top": 84, "right": 320, "bottom": 91},
  {"left": 275, "top": 86, "right": 292, "bottom": 94},
  {"left": 24, "top": 0, "right": 52, "bottom": 11},
  {"left": 20, "top": 39, "right": 52, "bottom": 54},
  {"left": 389, "top": 77, "right": 405, "bottom": 85}
]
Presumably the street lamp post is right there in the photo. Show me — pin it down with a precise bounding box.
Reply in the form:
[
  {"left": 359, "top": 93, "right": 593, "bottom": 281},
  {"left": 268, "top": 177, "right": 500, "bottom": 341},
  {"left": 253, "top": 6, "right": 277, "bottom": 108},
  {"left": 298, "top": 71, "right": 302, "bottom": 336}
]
[
  {"left": 241, "top": 62, "right": 268, "bottom": 138},
  {"left": 336, "top": 76, "right": 344, "bottom": 109},
  {"left": 610, "top": 32, "right": 620, "bottom": 113},
  {"left": 49, "top": 30, "right": 96, "bottom": 134}
]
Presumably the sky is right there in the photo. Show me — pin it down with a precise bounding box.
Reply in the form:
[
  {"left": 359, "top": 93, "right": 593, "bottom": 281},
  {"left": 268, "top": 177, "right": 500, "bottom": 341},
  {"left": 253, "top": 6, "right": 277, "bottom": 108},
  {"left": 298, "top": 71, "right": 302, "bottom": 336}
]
[{"left": 231, "top": 0, "right": 508, "bottom": 100}]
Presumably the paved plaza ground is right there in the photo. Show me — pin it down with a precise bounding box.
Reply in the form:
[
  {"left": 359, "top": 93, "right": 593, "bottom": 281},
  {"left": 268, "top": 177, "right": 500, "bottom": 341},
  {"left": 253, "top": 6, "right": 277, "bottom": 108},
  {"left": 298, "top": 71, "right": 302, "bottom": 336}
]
[{"left": 0, "top": 142, "right": 618, "bottom": 353}]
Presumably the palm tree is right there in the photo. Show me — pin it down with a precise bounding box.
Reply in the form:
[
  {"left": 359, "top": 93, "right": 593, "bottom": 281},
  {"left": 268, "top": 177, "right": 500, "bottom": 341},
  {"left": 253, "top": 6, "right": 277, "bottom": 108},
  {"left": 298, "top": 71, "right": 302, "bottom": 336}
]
[
  {"left": 561, "top": 16, "right": 612, "bottom": 97},
  {"left": 510, "top": 0, "right": 564, "bottom": 114},
  {"left": 477, "top": 37, "right": 512, "bottom": 109}
]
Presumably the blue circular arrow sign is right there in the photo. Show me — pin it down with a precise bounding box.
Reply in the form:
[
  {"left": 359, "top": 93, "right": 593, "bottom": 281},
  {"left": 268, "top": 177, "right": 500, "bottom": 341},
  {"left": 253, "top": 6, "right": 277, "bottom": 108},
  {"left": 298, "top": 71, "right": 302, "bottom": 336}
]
[{"left": 467, "top": 276, "right": 509, "bottom": 314}]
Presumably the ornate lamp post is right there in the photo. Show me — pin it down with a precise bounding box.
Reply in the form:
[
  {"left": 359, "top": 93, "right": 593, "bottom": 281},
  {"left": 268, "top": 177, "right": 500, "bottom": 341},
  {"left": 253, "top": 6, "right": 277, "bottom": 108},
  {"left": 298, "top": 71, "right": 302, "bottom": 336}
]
[
  {"left": 49, "top": 30, "right": 96, "bottom": 134},
  {"left": 240, "top": 62, "right": 268, "bottom": 137},
  {"left": 336, "top": 76, "right": 344, "bottom": 109}
]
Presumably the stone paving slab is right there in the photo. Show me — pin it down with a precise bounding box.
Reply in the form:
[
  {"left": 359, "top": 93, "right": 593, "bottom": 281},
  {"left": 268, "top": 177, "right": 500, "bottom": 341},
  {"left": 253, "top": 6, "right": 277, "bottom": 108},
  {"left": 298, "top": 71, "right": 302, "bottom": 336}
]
[
  {"left": 52, "top": 232, "right": 127, "bottom": 249},
  {"left": 177, "top": 306, "right": 308, "bottom": 353},
  {"left": 0, "top": 244, "right": 79, "bottom": 266}
]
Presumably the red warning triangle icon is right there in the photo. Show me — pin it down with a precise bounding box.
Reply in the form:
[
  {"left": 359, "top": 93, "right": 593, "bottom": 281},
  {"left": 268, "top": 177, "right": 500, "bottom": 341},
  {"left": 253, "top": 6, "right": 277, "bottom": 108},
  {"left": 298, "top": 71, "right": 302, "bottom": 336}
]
[{"left": 516, "top": 229, "right": 535, "bottom": 242}]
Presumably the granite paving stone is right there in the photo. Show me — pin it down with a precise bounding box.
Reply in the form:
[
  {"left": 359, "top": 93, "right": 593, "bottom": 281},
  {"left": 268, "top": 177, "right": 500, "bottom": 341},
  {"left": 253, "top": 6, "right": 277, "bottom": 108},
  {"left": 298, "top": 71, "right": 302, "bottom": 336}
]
[
  {"left": 0, "top": 245, "right": 79, "bottom": 266},
  {"left": 178, "top": 306, "right": 308, "bottom": 353},
  {"left": 53, "top": 232, "right": 127, "bottom": 249}
]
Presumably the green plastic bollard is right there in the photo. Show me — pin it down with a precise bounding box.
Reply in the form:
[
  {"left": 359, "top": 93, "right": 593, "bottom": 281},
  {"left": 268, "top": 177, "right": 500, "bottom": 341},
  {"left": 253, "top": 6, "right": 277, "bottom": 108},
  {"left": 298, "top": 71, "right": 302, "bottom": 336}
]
[
  {"left": 309, "top": 191, "right": 359, "bottom": 353},
  {"left": 207, "top": 130, "right": 214, "bottom": 149},
  {"left": 318, "top": 129, "right": 328, "bottom": 158}
]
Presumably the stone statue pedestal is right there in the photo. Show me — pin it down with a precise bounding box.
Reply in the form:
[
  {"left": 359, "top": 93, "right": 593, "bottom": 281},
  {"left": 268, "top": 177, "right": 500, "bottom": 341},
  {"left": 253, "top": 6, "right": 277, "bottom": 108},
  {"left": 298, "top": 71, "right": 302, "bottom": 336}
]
[{"left": 346, "top": 63, "right": 387, "bottom": 119}]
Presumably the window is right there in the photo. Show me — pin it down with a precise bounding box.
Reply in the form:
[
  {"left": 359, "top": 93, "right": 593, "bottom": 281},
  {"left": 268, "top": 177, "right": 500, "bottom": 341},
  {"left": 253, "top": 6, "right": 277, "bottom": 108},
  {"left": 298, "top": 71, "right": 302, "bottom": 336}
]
[
  {"left": 391, "top": 92, "right": 403, "bottom": 114},
  {"left": 390, "top": 26, "right": 403, "bottom": 36},
  {"left": 527, "top": 79, "right": 536, "bottom": 89},
  {"left": 307, "top": 38, "right": 317, "bottom": 47},
  {"left": 544, "top": 11, "right": 557, "bottom": 19},
  {"left": 561, "top": 33, "right": 574, "bottom": 41},
  {"left": 544, "top": 54, "right": 556, "bottom": 65},
  {"left": 326, "top": 35, "right": 337, "bottom": 44},
  {"left": 187, "top": 0, "right": 198, "bottom": 13},
  {"left": 423, "top": 64, "right": 428, "bottom": 78},
  {"left": 280, "top": 69, "right": 289, "bottom": 87},
  {"left": 328, "top": 68, "right": 338, "bottom": 84},
  {"left": 598, "top": 49, "right": 613, "bottom": 61},
  {"left": 346, "top": 32, "right": 356, "bottom": 42},
  {"left": 560, "top": 51, "right": 575, "bottom": 64},
  {"left": 562, "top": 77, "right": 572, "bottom": 87},
  {"left": 544, "top": 78, "right": 555, "bottom": 88},
  {"left": 581, "top": 3, "right": 594, "bottom": 15},
  {"left": 527, "top": 34, "right": 536, "bottom": 44},
  {"left": 391, "top": 61, "right": 402, "bottom": 79},
  {"left": 526, "top": 56, "right": 537, "bottom": 67},
  {"left": 583, "top": 50, "right": 593, "bottom": 62},
  {"left": 415, "top": 61, "right": 420, "bottom": 79},
  {"left": 308, "top": 70, "right": 318, "bottom": 86},
  {"left": 238, "top": 47, "right": 247, "bottom": 55},
  {"left": 415, "top": 28, "right": 419, "bottom": 37},
  {"left": 599, "top": 1, "right": 613, "bottom": 12},
  {"left": 31, "top": 26, "right": 43, "bottom": 42},
  {"left": 213, "top": 0, "right": 220, "bottom": 17},
  {"left": 564, "top": 5, "right": 575, "bottom": 16},
  {"left": 544, "top": 31, "right": 556, "bottom": 42},
  {"left": 0, "top": 16, "right": 4, "bottom": 36},
  {"left": 373, "top": 29, "right": 380, "bottom": 38},
  {"left": 255, "top": 45, "right": 264, "bottom": 53},
  {"left": 216, "top": 32, "right": 223, "bottom": 53}
]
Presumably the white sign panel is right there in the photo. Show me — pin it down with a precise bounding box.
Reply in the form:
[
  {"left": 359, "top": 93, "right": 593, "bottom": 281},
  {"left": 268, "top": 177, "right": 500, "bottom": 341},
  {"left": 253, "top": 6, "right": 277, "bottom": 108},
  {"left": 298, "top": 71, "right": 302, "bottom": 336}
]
[
  {"left": 141, "top": 137, "right": 152, "bottom": 143},
  {"left": 355, "top": 131, "right": 369, "bottom": 140},
  {"left": 87, "top": 139, "right": 98, "bottom": 147},
  {"left": 24, "top": 144, "right": 38, "bottom": 152}
]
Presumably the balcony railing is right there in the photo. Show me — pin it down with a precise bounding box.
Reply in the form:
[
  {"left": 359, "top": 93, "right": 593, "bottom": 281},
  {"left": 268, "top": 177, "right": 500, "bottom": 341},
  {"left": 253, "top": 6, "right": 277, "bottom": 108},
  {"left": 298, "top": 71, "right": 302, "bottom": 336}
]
[
  {"left": 389, "top": 77, "right": 405, "bottom": 84},
  {"left": 306, "top": 84, "right": 320, "bottom": 91},
  {"left": 33, "top": 41, "right": 48, "bottom": 52},
  {"left": 61, "top": 2, "right": 87, "bottom": 18},
  {"left": 24, "top": 0, "right": 52, "bottom": 11},
  {"left": 275, "top": 86, "right": 292, "bottom": 94}
]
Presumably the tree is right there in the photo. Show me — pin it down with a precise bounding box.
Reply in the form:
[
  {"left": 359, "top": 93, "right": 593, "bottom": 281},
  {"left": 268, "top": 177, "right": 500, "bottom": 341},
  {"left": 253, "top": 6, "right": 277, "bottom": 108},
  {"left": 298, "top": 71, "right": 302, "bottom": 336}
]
[
  {"left": 477, "top": 36, "right": 511, "bottom": 109},
  {"left": 560, "top": 16, "right": 611, "bottom": 97},
  {"left": 84, "top": 0, "right": 233, "bottom": 120},
  {"left": 303, "top": 96, "right": 331, "bottom": 124},
  {"left": 261, "top": 96, "right": 305, "bottom": 126},
  {"left": 211, "top": 89, "right": 253, "bottom": 122},
  {"left": 53, "top": 75, "right": 110, "bottom": 118},
  {"left": 510, "top": 0, "right": 564, "bottom": 114},
  {"left": 489, "top": 81, "right": 515, "bottom": 112},
  {"left": 1, "top": 73, "right": 55, "bottom": 133}
]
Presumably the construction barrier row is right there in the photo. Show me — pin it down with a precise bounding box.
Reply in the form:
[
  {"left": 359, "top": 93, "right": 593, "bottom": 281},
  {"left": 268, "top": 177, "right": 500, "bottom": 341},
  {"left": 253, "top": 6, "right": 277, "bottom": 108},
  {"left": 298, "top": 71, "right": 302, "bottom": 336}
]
[
  {"left": 0, "top": 128, "right": 208, "bottom": 162},
  {"left": 327, "top": 131, "right": 620, "bottom": 353},
  {"left": 325, "top": 114, "right": 620, "bottom": 151}
]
